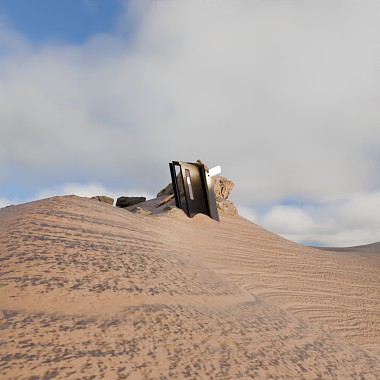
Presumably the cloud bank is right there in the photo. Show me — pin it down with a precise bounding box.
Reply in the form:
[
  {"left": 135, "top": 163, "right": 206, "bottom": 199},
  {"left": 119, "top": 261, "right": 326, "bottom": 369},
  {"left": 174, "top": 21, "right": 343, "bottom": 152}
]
[{"left": 1, "top": 0, "right": 379, "bottom": 246}]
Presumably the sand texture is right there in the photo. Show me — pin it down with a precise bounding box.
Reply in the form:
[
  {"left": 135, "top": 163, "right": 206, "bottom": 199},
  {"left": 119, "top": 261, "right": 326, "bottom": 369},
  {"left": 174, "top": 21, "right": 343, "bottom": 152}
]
[{"left": 1, "top": 195, "right": 379, "bottom": 379}]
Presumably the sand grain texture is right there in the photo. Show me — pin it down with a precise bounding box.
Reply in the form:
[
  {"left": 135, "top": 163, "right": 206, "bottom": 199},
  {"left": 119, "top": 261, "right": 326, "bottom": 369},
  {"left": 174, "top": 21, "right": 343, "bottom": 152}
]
[{"left": 0, "top": 196, "right": 379, "bottom": 379}]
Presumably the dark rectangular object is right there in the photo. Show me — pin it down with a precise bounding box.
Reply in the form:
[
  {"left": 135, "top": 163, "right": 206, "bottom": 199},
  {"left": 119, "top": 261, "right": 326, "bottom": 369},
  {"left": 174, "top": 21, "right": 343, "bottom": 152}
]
[{"left": 169, "top": 161, "right": 219, "bottom": 221}]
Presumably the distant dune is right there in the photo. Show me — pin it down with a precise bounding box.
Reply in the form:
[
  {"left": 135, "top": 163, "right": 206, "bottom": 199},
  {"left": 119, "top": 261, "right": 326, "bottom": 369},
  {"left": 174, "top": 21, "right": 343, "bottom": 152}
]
[
  {"left": 316, "top": 242, "right": 380, "bottom": 254},
  {"left": 1, "top": 195, "right": 379, "bottom": 379}
]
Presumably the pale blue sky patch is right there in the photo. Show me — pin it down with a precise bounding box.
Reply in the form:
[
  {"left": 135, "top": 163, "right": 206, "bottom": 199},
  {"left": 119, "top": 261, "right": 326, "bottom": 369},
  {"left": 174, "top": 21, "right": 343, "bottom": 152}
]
[{"left": 0, "top": 0, "right": 123, "bottom": 44}]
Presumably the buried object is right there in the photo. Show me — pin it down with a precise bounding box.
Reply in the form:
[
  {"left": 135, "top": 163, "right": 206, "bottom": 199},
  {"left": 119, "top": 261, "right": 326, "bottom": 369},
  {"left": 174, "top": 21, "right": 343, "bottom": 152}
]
[{"left": 169, "top": 161, "right": 221, "bottom": 221}]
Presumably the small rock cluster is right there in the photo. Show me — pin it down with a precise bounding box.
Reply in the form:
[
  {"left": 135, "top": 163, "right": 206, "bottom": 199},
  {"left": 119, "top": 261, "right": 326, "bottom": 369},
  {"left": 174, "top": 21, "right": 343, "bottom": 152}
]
[
  {"left": 92, "top": 196, "right": 149, "bottom": 214},
  {"left": 91, "top": 196, "right": 114, "bottom": 205},
  {"left": 213, "top": 176, "right": 238, "bottom": 215}
]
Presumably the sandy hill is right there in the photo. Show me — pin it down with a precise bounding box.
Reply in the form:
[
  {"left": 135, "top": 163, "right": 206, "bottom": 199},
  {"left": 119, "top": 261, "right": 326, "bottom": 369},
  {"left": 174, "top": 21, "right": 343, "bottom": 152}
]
[{"left": 0, "top": 195, "right": 379, "bottom": 379}]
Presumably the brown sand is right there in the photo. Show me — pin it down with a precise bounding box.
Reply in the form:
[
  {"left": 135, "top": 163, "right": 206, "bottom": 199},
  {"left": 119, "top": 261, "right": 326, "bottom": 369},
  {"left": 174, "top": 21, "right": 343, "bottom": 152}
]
[{"left": 0, "top": 195, "right": 379, "bottom": 379}]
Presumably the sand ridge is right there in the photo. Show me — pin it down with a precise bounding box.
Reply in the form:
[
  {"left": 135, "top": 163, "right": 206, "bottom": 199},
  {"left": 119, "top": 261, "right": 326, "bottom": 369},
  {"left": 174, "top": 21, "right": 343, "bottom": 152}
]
[{"left": 1, "top": 195, "right": 380, "bottom": 379}]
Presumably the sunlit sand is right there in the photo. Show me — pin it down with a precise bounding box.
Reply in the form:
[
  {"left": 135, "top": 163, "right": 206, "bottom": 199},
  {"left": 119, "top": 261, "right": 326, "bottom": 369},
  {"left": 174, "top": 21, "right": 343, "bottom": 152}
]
[{"left": 1, "top": 195, "right": 379, "bottom": 379}]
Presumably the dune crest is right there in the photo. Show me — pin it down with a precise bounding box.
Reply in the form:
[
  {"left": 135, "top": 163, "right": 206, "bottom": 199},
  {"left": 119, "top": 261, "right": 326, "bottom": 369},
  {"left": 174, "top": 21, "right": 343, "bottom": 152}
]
[{"left": 1, "top": 195, "right": 379, "bottom": 379}]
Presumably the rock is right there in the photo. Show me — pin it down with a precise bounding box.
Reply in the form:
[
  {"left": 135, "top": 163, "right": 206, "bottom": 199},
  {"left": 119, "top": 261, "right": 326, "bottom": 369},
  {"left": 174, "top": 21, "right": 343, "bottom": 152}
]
[
  {"left": 116, "top": 196, "right": 146, "bottom": 208},
  {"left": 129, "top": 207, "right": 152, "bottom": 216},
  {"left": 213, "top": 176, "right": 237, "bottom": 215},
  {"left": 157, "top": 182, "right": 173, "bottom": 197},
  {"left": 216, "top": 199, "right": 238, "bottom": 215},
  {"left": 91, "top": 196, "right": 114, "bottom": 205},
  {"left": 213, "top": 176, "right": 234, "bottom": 200}
]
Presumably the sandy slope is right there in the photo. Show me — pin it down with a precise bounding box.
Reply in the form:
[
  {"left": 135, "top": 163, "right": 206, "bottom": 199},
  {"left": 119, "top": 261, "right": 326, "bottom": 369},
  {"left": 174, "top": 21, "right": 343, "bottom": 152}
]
[
  {"left": 169, "top": 212, "right": 380, "bottom": 357},
  {"left": 0, "top": 195, "right": 379, "bottom": 379}
]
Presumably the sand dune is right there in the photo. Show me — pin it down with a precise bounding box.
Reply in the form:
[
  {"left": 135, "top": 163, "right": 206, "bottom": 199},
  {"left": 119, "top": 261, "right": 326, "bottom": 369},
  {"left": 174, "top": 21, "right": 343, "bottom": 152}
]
[
  {"left": 316, "top": 242, "right": 380, "bottom": 254},
  {"left": 1, "top": 195, "right": 379, "bottom": 379}
]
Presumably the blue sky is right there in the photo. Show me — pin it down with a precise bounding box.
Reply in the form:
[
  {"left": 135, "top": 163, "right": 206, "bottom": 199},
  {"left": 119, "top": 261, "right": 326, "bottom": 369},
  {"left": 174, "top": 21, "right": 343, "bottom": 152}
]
[
  {"left": 0, "top": 0, "right": 122, "bottom": 44},
  {"left": 0, "top": 0, "right": 379, "bottom": 247}
]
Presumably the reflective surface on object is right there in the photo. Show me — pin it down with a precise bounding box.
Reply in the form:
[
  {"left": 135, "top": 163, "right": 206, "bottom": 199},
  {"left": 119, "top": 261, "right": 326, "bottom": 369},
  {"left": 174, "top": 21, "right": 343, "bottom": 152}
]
[{"left": 169, "top": 161, "right": 220, "bottom": 221}]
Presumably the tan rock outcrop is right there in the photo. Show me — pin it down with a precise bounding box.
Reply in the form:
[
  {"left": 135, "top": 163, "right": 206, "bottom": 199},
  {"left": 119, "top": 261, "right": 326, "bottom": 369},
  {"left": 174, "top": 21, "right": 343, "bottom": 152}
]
[
  {"left": 91, "top": 196, "right": 114, "bottom": 205},
  {"left": 156, "top": 182, "right": 173, "bottom": 197},
  {"left": 213, "top": 175, "right": 234, "bottom": 199},
  {"left": 216, "top": 198, "right": 238, "bottom": 215},
  {"left": 213, "top": 175, "right": 237, "bottom": 215}
]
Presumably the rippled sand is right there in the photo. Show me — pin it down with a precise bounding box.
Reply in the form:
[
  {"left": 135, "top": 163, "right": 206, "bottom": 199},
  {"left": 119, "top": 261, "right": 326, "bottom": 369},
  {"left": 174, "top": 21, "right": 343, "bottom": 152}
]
[{"left": 1, "top": 195, "right": 379, "bottom": 379}]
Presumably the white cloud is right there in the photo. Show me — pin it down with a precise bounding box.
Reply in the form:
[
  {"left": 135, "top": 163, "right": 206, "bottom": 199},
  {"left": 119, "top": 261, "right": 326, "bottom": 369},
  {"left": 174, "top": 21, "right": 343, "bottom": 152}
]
[
  {"left": 261, "top": 205, "right": 316, "bottom": 235},
  {"left": 0, "top": 0, "right": 379, "bottom": 246},
  {"left": 337, "top": 192, "right": 380, "bottom": 228},
  {"left": 259, "top": 191, "right": 380, "bottom": 246}
]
